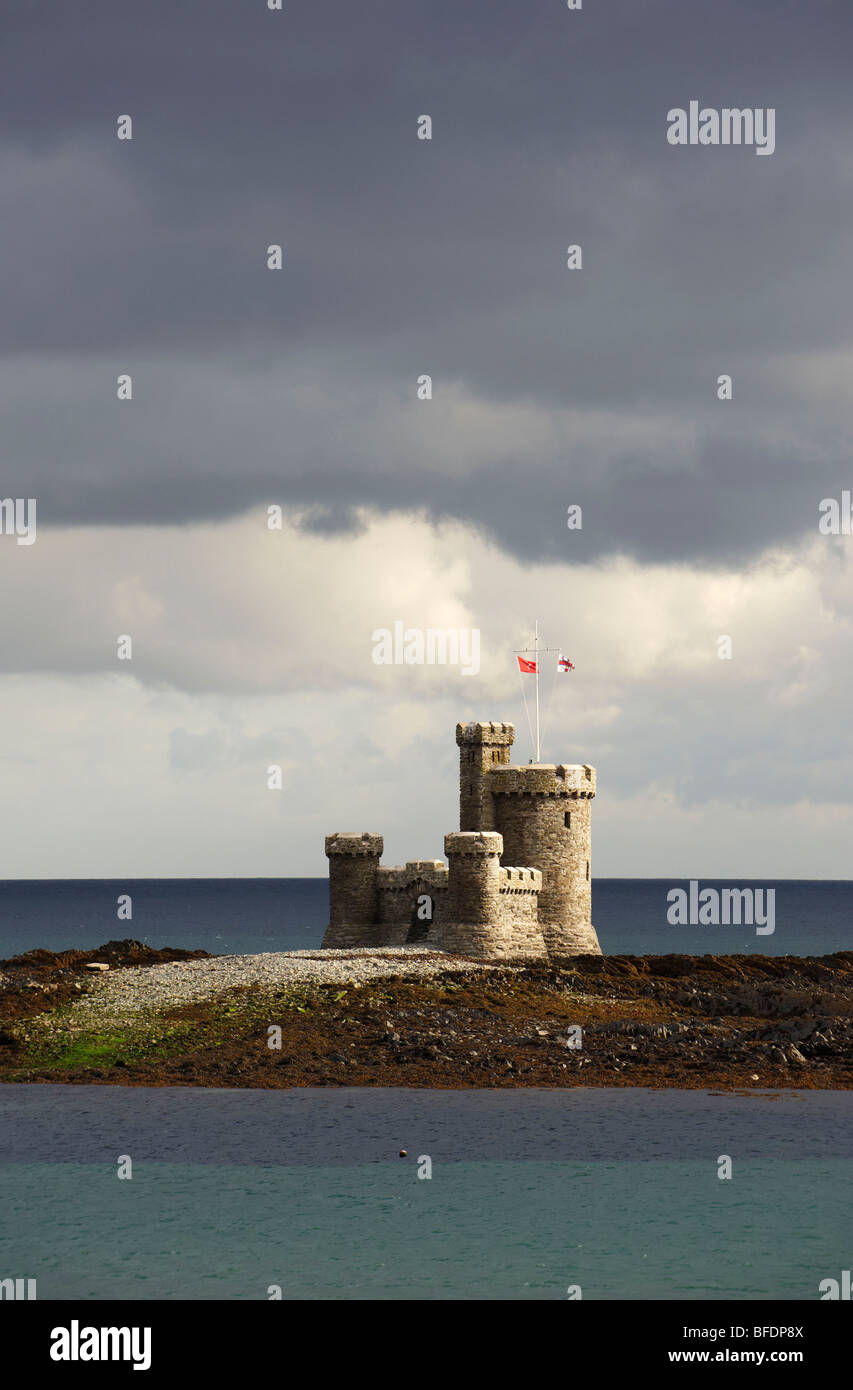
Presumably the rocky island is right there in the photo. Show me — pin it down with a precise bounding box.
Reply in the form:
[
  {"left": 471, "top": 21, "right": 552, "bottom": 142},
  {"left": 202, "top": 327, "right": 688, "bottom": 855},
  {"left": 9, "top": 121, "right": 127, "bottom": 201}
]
[{"left": 1, "top": 940, "right": 851, "bottom": 1091}]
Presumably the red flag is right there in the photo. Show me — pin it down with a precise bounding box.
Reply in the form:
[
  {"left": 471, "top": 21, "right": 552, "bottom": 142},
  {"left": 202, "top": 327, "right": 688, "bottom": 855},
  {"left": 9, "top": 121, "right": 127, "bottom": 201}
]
[
  {"left": 557, "top": 655, "right": 574, "bottom": 672},
  {"left": 517, "top": 656, "right": 537, "bottom": 674}
]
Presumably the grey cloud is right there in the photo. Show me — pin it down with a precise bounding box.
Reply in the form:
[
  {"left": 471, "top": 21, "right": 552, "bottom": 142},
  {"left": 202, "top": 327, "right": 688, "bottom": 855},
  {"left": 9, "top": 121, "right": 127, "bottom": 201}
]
[{"left": 0, "top": 0, "right": 851, "bottom": 567}]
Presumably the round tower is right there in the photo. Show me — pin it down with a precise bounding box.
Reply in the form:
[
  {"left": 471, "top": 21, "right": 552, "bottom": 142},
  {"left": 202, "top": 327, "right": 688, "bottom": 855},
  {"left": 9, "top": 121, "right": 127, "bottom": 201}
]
[
  {"left": 439, "top": 831, "right": 510, "bottom": 957},
  {"left": 489, "top": 764, "right": 600, "bottom": 956},
  {"left": 322, "top": 832, "right": 383, "bottom": 948},
  {"left": 455, "top": 721, "right": 515, "bottom": 831}
]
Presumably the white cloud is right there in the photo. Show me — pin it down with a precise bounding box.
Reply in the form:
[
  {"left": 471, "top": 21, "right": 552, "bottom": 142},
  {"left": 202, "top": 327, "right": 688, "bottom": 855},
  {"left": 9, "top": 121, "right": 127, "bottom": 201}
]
[{"left": 0, "top": 511, "right": 852, "bottom": 876}]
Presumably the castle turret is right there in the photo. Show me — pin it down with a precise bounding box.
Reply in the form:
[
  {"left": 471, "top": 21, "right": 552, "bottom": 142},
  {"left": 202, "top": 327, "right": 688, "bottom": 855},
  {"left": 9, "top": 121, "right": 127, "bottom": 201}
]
[
  {"left": 489, "top": 764, "right": 600, "bottom": 956},
  {"left": 456, "top": 721, "right": 514, "bottom": 831},
  {"left": 439, "top": 831, "right": 508, "bottom": 957},
  {"left": 322, "top": 833, "right": 383, "bottom": 948}
]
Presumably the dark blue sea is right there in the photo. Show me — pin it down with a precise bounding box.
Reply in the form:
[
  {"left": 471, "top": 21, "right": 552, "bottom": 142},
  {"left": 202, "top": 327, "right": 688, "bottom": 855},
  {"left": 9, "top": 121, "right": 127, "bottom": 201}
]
[{"left": 0, "top": 878, "right": 848, "bottom": 960}]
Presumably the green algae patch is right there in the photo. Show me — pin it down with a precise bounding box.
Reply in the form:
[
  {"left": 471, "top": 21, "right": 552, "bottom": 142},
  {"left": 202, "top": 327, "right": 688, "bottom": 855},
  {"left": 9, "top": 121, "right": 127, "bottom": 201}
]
[{"left": 5, "top": 1011, "right": 203, "bottom": 1075}]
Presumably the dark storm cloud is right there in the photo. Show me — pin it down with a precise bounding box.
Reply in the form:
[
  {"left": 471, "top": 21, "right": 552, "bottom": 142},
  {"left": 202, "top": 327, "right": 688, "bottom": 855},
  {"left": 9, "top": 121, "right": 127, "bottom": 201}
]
[{"left": 1, "top": 0, "right": 852, "bottom": 564}]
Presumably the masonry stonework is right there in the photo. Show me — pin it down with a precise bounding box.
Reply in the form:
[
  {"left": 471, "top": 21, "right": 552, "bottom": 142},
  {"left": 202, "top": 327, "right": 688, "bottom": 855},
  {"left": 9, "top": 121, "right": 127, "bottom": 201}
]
[
  {"left": 456, "top": 721, "right": 514, "bottom": 831},
  {"left": 490, "top": 763, "right": 597, "bottom": 955},
  {"left": 322, "top": 722, "right": 601, "bottom": 958},
  {"left": 323, "top": 832, "right": 383, "bottom": 948}
]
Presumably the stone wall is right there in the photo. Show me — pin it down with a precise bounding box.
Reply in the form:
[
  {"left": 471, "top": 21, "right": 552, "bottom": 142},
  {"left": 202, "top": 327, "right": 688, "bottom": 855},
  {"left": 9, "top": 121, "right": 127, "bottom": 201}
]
[
  {"left": 377, "top": 861, "right": 448, "bottom": 945},
  {"left": 499, "top": 867, "right": 547, "bottom": 957}
]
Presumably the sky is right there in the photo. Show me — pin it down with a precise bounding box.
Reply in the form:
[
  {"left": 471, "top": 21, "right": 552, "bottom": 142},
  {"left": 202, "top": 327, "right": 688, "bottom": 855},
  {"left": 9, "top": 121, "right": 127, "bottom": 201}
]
[{"left": 2, "top": 0, "right": 852, "bottom": 878}]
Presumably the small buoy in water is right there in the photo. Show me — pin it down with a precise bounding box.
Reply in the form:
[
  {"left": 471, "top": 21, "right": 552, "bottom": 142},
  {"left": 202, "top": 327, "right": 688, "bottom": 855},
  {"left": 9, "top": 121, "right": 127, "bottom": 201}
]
[{"left": 399, "top": 1150, "right": 407, "bottom": 1158}]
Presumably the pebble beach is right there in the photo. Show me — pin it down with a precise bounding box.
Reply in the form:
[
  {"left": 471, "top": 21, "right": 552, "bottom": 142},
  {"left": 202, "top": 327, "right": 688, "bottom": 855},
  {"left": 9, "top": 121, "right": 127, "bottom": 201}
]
[{"left": 69, "top": 946, "right": 499, "bottom": 1024}]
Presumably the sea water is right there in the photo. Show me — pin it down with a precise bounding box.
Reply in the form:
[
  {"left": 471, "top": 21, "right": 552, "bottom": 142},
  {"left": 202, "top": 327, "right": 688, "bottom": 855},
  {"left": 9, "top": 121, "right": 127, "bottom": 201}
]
[
  {"left": 0, "top": 1086, "right": 850, "bottom": 1300},
  {"left": 0, "top": 878, "right": 850, "bottom": 960}
]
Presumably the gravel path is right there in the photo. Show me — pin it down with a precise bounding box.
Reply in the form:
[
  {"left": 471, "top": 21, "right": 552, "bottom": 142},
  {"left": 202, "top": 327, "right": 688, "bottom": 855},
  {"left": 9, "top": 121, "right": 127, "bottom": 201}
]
[{"left": 67, "top": 947, "right": 499, "bottom": 1024}]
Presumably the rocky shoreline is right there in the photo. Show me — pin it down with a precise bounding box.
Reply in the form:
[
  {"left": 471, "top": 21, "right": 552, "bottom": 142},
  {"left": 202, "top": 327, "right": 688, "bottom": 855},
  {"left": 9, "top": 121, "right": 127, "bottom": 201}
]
[{"left": 0, "top": 940, "right": 851, "bottom": 1090}]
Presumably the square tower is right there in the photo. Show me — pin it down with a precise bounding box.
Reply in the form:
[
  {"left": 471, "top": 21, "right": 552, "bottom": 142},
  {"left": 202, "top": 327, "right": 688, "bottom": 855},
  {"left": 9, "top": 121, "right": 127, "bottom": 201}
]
[{"left": 455, "top": 721, "right": 515, "bottom": 831}]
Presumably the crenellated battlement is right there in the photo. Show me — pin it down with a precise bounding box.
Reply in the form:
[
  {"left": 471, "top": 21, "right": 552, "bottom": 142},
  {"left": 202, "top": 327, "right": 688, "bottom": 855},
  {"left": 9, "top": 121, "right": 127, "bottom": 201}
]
[
  {"left": 500, "top": 867, "right": 542, "bottom": 891},
  {"left": 377, "top": 862, "right": 448, "bottom": 891},
  {"left": 325, "top": 832, "right": 384, "bottom": 857},
  {"left": 455, "top": 721, "right": 515, "bottom": 746},
  {"left": 321, "top": 720, "right": 601, "bottom": 959},
  {"left": 444, "top": 831, "right": 503, "bottom": 857},
  {"left": 490, "top": 764, "right": 596, "bottom": 798}
]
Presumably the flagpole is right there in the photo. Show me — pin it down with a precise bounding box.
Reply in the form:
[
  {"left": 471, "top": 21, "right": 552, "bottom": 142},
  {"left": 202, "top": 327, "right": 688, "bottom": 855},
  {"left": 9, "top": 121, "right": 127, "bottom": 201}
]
[
  {"left": 515, "top": 626, "right": 568, "bottom": 764},
  {"left": 534, "top": 619, "right": 540, "bottom": 762}
]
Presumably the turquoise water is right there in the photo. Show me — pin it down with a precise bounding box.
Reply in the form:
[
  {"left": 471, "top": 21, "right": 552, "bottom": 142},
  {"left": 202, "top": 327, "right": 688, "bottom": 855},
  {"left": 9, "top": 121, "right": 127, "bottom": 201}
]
[
  {"left": 1, "top": 1088, "right": 850, "bottom": 1300},
  {"left": 0, "top": 1158, "right": 848, "bottom": 1300}
]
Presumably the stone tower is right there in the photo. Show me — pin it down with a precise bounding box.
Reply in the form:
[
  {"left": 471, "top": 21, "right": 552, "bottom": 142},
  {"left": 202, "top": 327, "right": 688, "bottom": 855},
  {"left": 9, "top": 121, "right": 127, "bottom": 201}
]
[
  {"left": 455, "top": 721, "right": 600, "bottom": 956},
  {"left": 323, "top": 832, "right": 383, "bottom": 948},
  {"left": 456, "top": 721, "right": 514, "bottom": 831},
  {"left": 489, "top": 763, "right": 599, "bottom": 955},
  {"left": 442, "top": 831, "right": 504, "bottom": 955}
]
